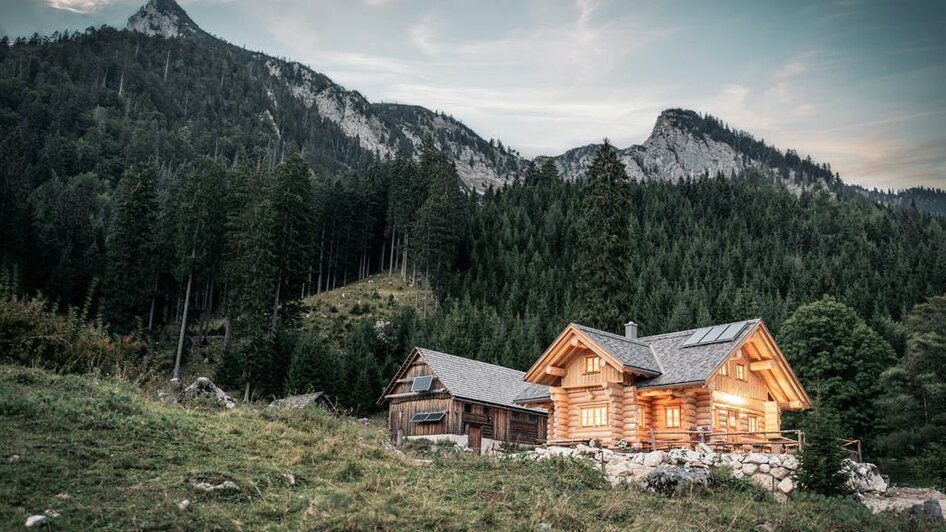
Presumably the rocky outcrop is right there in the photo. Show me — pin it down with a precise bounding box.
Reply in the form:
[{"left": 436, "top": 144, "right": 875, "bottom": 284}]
[
  {"left": 126, "top": 0, "right": 205, "bottom": 39},
  {"left": 178, "top": 378, "right": 236, "bottom": 409},
  {"left": 643, "top": 466, "right": 712, "bottom": 495},
  {"left": 858, "top": 488, "right": 946, "bottom": 521}
]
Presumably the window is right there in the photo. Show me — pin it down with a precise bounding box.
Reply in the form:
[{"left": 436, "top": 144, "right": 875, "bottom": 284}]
[
  {"left": 411, "top": 411, "right": 446, "bottom": 423},
  {"left": 463, "top": 403, "right": 472, "bottom": 413},
  {"left": 637, "top": 406, "right": 648, "bottom": 428},
  {"left": 665, "top": 406, "right": 681, "bottom": 428},
  {"left": 716, "top": 408, "right": 739, "bottom": 431},
  {"left": 734, "top": 364, "right": 747, "bottom": 381},
  {"left": 580, "top": 405, "right": 608, "bottom": 427},
  {"left": 584, "top": 356, "right": 600, "bottom": 374},
  {"left": 719, "top": 362, "right": 729, "bottom": 376},
  {"left": 747, "top": 415, "right": 759, "bottom": 433}
]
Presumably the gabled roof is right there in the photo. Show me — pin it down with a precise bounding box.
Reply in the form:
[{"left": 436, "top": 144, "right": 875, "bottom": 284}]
[
  {"left": 634, "top": 319, "right": 759, "bottom": 388},
  {"left": 518, "top": 319, "right": 805, "bottom": 404},
  {"left": 380, "top": 347, "right": 548, "bottom": 414},
  {"left": 573, "top": 324, "right": 662, "bottom": 375}
]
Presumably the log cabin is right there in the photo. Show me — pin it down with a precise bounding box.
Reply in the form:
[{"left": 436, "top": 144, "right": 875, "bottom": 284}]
[
  {"left": 514, "top": 319, "right": 811, "bottom": 451},
  {"left": 379, "top": 347, "right": 549, "bottom": 453}
]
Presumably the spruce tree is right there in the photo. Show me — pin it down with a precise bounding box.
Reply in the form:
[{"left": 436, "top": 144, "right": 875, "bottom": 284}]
[
  {"left": 104, "top": 166, "right": 158, "bottom": 332},
  {"left": 574, "top": 140, "right": 632, "bottom": 332},
  {"left": 796, "top": 405, "right": 850, "bottom": 496}
]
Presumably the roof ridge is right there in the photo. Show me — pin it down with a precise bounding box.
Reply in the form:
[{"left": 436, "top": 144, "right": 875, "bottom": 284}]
[
  {"left": 417, "top": 347, "right": 526, "bottom": 377},
  {"left": 572, "top": 323, "right": 651, "bottom": 347}
]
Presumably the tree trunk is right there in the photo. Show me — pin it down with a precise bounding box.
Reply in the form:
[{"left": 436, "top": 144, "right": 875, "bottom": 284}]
[
  {"left": 163, "top": 49, "right": 170, "bottom": 81},
  {"left": 172, "top": 269, "right": 193, "bottom": 381},
  {"left": 401, "top": 235, "right": 408, "bottom": 281},
  {"left": 388, "top": 226, "right": 395, "bottom": 275},
  {"left": 271, "top": 272, "right": 282, "bottom": 337},
  {"left": 147, "top": 275, "right": 159, "bottom": 331}
]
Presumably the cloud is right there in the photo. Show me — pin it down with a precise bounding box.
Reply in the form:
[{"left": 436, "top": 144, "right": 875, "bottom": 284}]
[
  {"left": 46, "top": 0, "right": 116, "bottom": 13},
  {"left": 409, "top": 15, "right": 439, "bottom": 56}
]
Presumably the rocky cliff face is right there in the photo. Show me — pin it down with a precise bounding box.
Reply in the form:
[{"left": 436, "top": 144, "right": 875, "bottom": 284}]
[
  {"left": 539, "top": 109, "right": 814, "bottom": 194},
  {"left": 125, "top": 0, "right": 525, "bottom": 191},
  {"left": 126, "top": 0, "right": 205, "bottom": 39}
]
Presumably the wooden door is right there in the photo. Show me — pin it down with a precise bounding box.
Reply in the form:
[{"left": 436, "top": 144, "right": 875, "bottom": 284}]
[{"left": 467, "top": 424, "right": 482, "bottom": 453}]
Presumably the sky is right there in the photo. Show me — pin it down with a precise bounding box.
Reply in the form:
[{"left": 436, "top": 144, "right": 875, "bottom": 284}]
[{"left": 2, "top": 0, "right": 945, "bottom": 190}]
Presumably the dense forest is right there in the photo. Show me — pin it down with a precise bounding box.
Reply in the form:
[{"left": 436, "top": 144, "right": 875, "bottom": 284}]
[{"left": 2, "top": 25, "right": 945, "bottom": 486}]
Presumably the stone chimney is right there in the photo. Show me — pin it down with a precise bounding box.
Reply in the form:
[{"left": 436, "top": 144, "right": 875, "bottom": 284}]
[{"left": 624, "top": 321, "right": 638, "bottom": 339}]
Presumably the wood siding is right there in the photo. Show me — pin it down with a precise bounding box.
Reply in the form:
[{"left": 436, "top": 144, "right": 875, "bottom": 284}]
[
  {"left": 710, "top": 352, "right": 769, "bottom": 401},
  {"left": 561, "top": 350, "right": 623, "bottom": 388}
]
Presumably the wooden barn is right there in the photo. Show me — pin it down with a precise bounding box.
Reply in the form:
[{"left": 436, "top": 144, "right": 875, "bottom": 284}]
[
  {"left": 515, "top": 319, "right": 811, "bottom": 451},
  {"left": 379, "top": 347, "right": 549, "bottom": 453}
]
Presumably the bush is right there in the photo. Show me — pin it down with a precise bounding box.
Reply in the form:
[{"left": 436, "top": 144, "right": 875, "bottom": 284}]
[
  {"left": 0, "top": 288, "right": 144, "bottom": 376},
  {"left": 709, "top": 465, "right": 771, "bottom": 501}
]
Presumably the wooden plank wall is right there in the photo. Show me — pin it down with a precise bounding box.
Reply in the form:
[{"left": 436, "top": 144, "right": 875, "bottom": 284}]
[
  {"left": 710, "top": 356, "right": 768, "bottom": 401},
  {"left": 561, "top": 351, "right": 623, "bottom": 388},
  {"left": 389, "top": 397, "right": 457, "bottom": 438}
]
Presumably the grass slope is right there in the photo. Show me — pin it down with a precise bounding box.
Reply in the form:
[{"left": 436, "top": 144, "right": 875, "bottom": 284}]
[
  {"left": 0, "top": 365, "right": 925, "bottom": 531},
  {"left": 301, "top": 274, "right": 429, "bottom": 342}
]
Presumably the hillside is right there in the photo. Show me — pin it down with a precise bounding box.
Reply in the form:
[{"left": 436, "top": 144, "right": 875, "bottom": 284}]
[
  {"left": 0, "top": 0, "right": 523, "bottom": 193},
  {"left": 301, "top": 274, "right": 431, "bottom": 342},
  {"left": 0, "top": 365, "right": 919, "bottom": 530}
]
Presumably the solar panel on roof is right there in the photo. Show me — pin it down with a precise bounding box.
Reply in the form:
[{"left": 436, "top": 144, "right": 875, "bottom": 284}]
[
  {"left": 717, "top": 321, "right": 748, "bottom": 342},
  {"left": 411, "top": 375, "right": 433, "bottom": 392},
  {"left": 682, "top": 321, "right": 752, "bottom": 347},
  {"left": 682, "top": 326, "right": 713, "bottom": 347},
  {"left": 701, "top": 324, "right": 731, "bottom": 343}
]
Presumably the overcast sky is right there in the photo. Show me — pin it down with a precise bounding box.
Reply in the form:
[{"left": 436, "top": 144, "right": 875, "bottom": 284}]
[{"left": 3, "top": 0, "right": 944, "bottom": 190}]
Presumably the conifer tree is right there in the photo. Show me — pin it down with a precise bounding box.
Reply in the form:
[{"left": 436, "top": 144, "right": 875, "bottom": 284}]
[
  {"left": 574, "top": 140, "right": 632, "bottom": 332},
  {"left": 104, "top": 166, "right": 158, "bottom": 332},
  {"left": 796, "top": 405, "right": 850, "bottom": 496}
]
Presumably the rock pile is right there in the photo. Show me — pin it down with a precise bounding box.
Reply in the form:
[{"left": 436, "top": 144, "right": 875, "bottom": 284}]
[
  {"left": 178, "top": 377, "right": 236, "bottom": 409},
  {"left": 528, "top": 445, "right": 885, "bottom": 499}
]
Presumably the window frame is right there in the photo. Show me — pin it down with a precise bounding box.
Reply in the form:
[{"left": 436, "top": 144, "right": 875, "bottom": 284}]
[
  {"left": 719, "top": 362, "right": 729, "bottom": 376},
  {"left": 579, "top": 404, "right": 609, "bottom": 428},
  {"left": 747, "top": 415, "right": 759, "bottom": 433},
  {"left": 664, "top": 406, "right": 681, "bottom": 428},
  {"left": 637, "top": 405, "right": 648, "bottom": 428},
  {"left": 734, "top": 363, "right": 747, "bottom": 381},
  {"left": 584, "top": 355, "right": 601, "bottom": 374}
]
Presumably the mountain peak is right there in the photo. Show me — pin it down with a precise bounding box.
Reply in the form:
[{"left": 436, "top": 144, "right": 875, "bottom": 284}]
[{"left": 126, "top": 0, "right": 204, "bottom": 39}]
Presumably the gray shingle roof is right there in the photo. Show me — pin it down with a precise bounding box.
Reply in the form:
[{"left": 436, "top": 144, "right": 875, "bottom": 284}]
[
  {"left": 573, "top": 324, "right": 661, "bottom": 375},
  {"left": 417, "top": 348, "right": 548, "bottom": 414},
  {"left": 514, "top": 319, "right": 761, "bottom": 403},
  {"left": 634, "top": 319, "right": 759, "bottom": 388}
]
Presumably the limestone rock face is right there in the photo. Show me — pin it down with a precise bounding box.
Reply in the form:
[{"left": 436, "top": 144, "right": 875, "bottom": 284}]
[
  {"left": 843, "top": 459, "right": 888, "bottom": 494},
  {"left": 643, "top": 451, "right": 665, "bottom": 467},
  {"left": 267, "top": 392, "right": 333, "bottom": 412},
  {"left": 178, "top": 378, "right": 236, "bottom": 409}
]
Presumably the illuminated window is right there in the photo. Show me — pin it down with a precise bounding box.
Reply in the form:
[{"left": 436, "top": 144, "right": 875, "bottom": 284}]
[
  {"left": 637, "top": 406, "right": 647, "bottom": 428},
  {"left": 665, "top": 406, "right": 681, "bottom": 428},
  {"left": 735, "top": 363, "right": 747, "bottom": 381},
  {"left": 747, "top": 415, "right": 759, "bottom": 433},
  {"left": 719, "top": 362, "right": 729, "bottom": 376},
  {"left": 580, "top": 405, "right": 608, "bottom": 427},
  {"left": 584, "top": 356, "right": 600, "bottom": 374}
]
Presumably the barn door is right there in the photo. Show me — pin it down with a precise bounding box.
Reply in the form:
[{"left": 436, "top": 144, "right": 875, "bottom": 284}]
[{"left": 467, "top": 424, "right": 482, "bottom": 453}]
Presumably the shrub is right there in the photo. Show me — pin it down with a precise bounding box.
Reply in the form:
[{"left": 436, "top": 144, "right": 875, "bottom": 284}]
[
  {"left": 0, "top": 288, "right": 144, "bottom": 376},
  {"left": 709, "top": 465, "right": 771, "bottom": 501}
]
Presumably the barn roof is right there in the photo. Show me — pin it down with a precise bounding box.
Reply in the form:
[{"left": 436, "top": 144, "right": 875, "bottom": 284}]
[{"left": 382, "top": 347, "right": 548, "bottom": 414}]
